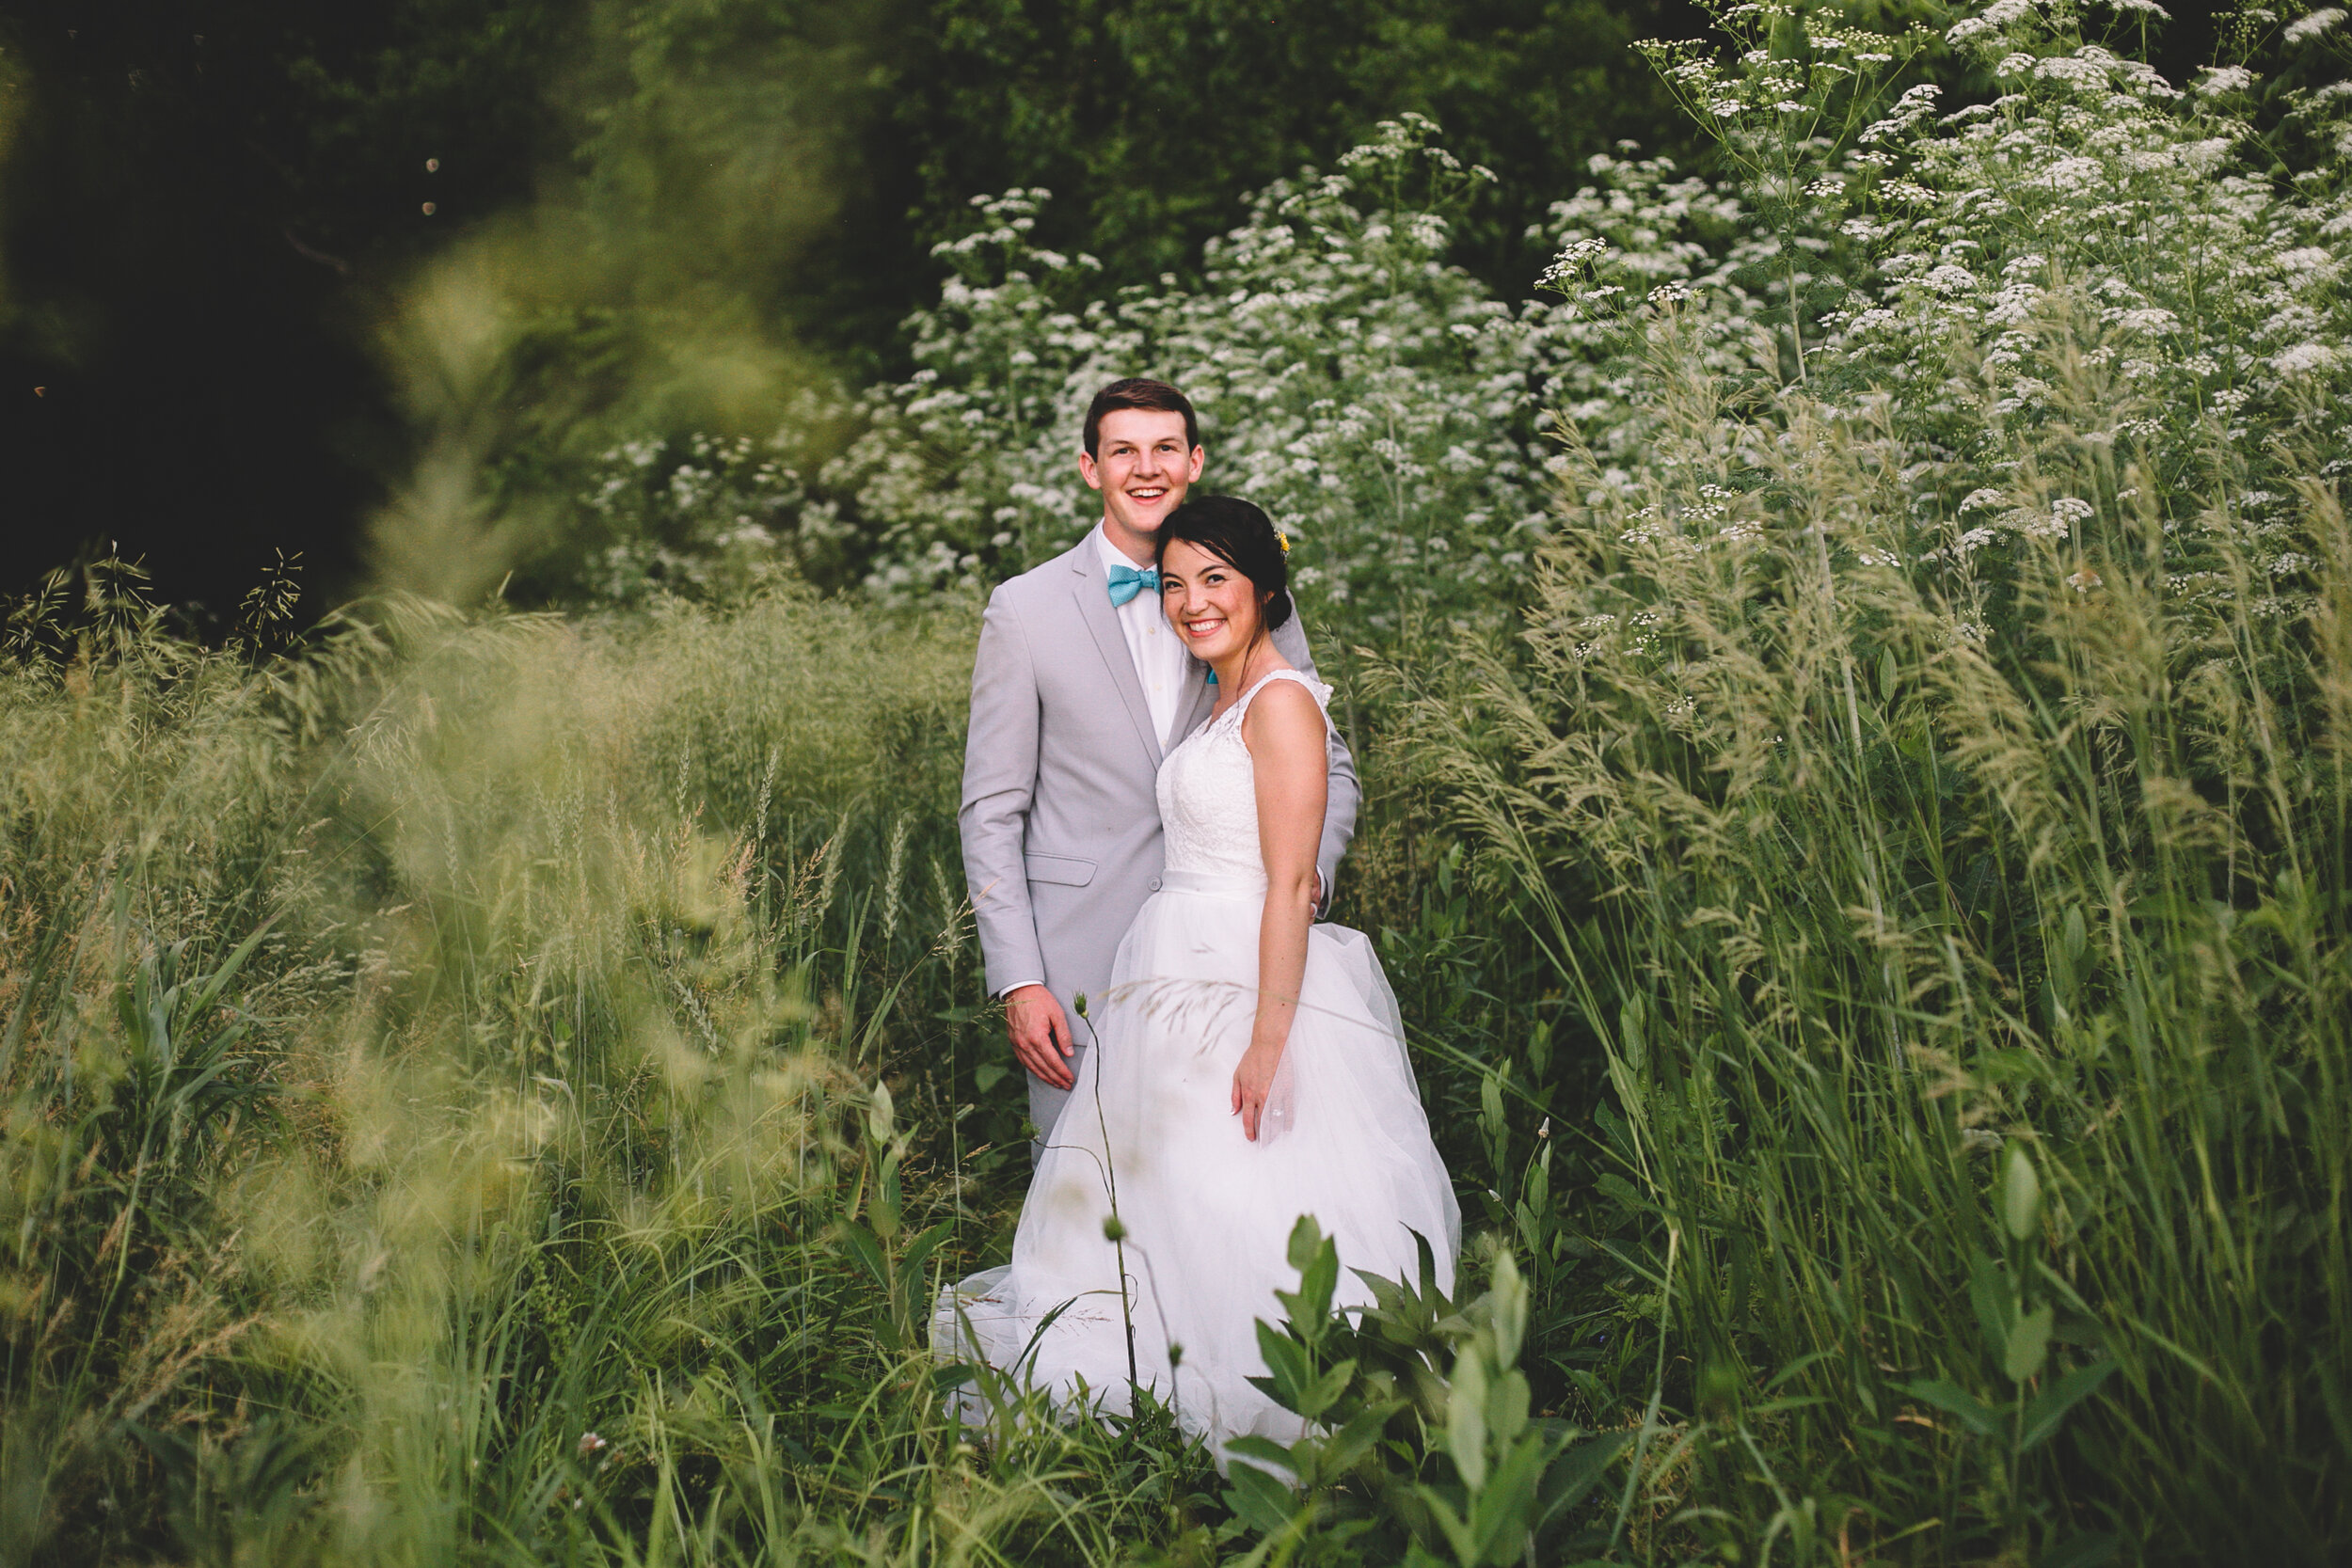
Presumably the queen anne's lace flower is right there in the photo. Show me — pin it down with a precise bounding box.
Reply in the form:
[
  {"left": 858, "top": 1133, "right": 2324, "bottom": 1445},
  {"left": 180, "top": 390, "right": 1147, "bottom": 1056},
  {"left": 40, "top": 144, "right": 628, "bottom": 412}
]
[{"left": 2285, "top": 8, "right": 2345, "bottom": 43}]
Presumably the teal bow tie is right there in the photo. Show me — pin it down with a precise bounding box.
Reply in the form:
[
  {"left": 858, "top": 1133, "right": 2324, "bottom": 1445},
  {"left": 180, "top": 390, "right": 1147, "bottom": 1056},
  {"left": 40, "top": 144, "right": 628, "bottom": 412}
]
[{"left": 1106, "top": 562, "right": 1160, "bottom": 607}]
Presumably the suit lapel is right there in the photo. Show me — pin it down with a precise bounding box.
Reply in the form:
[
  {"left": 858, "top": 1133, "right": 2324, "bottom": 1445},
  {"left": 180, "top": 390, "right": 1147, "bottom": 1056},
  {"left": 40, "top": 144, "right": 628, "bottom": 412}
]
[{"left": 1070, "top": 541, "right": 1166, "bottom": 767}]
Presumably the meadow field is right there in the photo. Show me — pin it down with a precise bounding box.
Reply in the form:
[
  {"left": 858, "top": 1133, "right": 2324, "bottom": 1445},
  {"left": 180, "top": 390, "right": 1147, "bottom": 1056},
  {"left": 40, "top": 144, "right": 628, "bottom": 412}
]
[{"left": 6, "top": 6, "right": 2350, "bottom": 1564}]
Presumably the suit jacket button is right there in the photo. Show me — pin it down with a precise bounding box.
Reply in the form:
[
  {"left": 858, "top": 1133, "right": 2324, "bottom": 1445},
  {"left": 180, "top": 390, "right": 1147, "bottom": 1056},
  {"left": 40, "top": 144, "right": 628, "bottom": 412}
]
[{"left": 1149, "top": 878, "right": 1162, "bottom": 892}]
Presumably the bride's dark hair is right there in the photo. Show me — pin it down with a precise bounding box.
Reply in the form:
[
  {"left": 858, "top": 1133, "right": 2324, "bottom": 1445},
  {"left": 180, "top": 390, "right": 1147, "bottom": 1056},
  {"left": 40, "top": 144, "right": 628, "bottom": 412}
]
[{"left": 1154, "top": 494, "right": 1293, "bottom": 631}]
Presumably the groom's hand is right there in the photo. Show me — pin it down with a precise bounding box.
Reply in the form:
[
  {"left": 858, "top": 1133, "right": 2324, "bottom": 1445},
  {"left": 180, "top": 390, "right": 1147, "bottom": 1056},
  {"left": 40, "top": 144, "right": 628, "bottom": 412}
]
[{"left": 1005, "top": 985, "right": 1075, "bottom": 1089}]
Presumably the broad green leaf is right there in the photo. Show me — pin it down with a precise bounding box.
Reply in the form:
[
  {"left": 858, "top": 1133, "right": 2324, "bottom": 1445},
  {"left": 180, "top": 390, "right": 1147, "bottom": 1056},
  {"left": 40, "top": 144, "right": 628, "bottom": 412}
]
[
  {"left": 1253, "top": 1321, "right": 1314, "bottom": 1407},
  {"left": 1448, "top": 1349, "right": 1490, "bottom": 1490},
  {"left": 2003, "top": 1146, "right": 2042, "bottom": 1243},
  {"left": 1486, "top": 1367, "right": 1530, "bottom": 1446},
  {"left": 1296, "top": 1358, "right": 1357, "bottom": 1421},
  {"left": 2005, "top": 1304, "right": 2054, "bottom": 1385},
  {"left": 1535, "top": 1430, "right": 1631, "bottom": 1529},
  {"left": 2020, "top": 1359, "right": 2117, "bottom": 1451},
  {"left": 835, "top": 1223, "right": 891, "bottom": 1293},
  {"left": 1968, "top": 1249, "right": 2016, "bottom": 1361},
  {"left": 1222, "top": 1460, "right": 1299, "bottom": 1538},
  {"left": 1469, "top": 1433, "right": 1551, "bottom": 1563},
  {"left": 1317, "top": 1402, "right": 1399, "bottom": 1475},
  {"left": 1487, "top": 1252, "right": 1527, "bottom": 1367},
  {"left": 1286, "top": 1214, "right": 1326, "bottom": 1273},
  {"left": 1899, "top": 1378, "right": 2001, "bottom": 1438},
  {"left": 1412, "top": 1485, "right": 1478, "bottom": 1566},
  {"left": 1224, "top": 1434, "right": 1301, "bottom": 1470}
]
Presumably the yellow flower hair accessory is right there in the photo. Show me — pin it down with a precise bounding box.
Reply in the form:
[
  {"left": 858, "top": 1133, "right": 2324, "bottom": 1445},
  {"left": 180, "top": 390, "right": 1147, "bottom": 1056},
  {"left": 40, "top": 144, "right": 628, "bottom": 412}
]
[{"left": 1276, "top": 530, "right": 1291, "bottom": 554}]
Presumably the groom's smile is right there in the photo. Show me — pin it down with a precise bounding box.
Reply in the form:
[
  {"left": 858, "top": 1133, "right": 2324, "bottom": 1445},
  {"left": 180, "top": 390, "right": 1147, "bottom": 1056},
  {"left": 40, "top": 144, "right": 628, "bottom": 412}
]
[{"left": 1079, "top": 407, "right": 1205, "bottom": 556}]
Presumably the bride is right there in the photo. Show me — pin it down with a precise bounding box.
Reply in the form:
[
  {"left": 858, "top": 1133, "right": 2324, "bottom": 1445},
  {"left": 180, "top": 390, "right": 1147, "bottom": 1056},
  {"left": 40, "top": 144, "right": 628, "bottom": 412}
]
[{"left": 937, "top": 494, "right": 1459, "bottom": 1453}]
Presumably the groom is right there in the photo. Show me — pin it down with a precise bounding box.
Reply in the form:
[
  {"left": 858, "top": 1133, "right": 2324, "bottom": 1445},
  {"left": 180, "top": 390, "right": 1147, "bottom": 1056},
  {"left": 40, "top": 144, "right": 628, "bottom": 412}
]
[{"left": 960, "top": 378, "right": 1360, "bottom": 1147}]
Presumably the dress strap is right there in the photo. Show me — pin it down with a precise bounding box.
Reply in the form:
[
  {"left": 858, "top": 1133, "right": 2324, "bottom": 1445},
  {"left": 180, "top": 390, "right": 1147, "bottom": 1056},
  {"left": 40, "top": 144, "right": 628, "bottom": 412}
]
[{"left": 1230, "top": 668, "right": 1335, "bottom": 734}]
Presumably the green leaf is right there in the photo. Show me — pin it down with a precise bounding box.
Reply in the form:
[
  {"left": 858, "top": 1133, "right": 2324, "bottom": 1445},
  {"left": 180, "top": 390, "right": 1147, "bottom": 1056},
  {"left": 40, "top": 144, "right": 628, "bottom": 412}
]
[
  {"left": 2020, "top": 1359, "right": 2117, "bottom": 1451},
  {"left": 2004, "top": 1304, "right": 2054, "bottom": 1385},
  {"left": 835, "top": 1223, "right": 891, "bottom": 1294},
  {"left": 2003, "top": 1146, "right": 2042, "bottom": 1243},
  {"left": 1295, "top": 1358, "right": 1358, "bottom": 1422},
  {"left": 1968, "top": 1249, "right": 2016, "bottom": 1361},
  {"left": 1317, "top": 1402, "right": 1399, "bottom": 1475},
  {"left": 1469, "top": 1433, "right": 1552, "bottom": 1562},
  {"left": 1448, "top": 1348, "right": 1490, "bottom": 1490},
  {"left": 1222, "top": 1458, "right": 1300, "bottom": 1538},
  {"left": 1534, "top": 1429, "right": 1630, "bottom": 1531},
  {"left": 1286, "top": 1214, "right": 1326, "bottom": 1273},
  {"left": 1224, "top": 1434, "right": 1301, "bottom": 1471},
  {"left": 1899, "top": 1378, "right": 2002, "bottom": 1438},
  {"left": 1485, "top": 1367, "right": 1531, "bottom": 1446},
  {"left": 1412, "top": 1485, "right": 1478, "bottom": 1567},
  {"left": 1486, "top": 1252, "right": 1527, "bottom": 1368},
  {"left": 1253, "top": 1321, "right": 1314, "bottom": 1409},
  {"left": 898, "top": 1219, "right": 954, "bottom": 1281}
]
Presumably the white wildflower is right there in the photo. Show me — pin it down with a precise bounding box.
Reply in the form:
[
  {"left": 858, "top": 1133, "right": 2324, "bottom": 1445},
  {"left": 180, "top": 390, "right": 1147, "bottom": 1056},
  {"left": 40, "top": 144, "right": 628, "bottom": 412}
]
[
  {"left": 2035, "top": 156, "right": 2106, "bottom": 193},
  {"left": 2196, "top": 66, "right": 2258, "bottom": 96},
  {"left": 2285, "top": 8, "right": 2345, "bottom": 42},
  {"left": 2273, "top": 342, "right": 2344, "bottom": 375}
]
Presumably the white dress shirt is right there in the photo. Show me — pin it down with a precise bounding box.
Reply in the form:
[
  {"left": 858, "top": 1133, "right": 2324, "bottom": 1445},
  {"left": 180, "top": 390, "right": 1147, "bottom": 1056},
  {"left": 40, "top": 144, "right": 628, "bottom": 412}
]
[{"left": 1094, "top": 524, "right": 1192, "bottom": 748}]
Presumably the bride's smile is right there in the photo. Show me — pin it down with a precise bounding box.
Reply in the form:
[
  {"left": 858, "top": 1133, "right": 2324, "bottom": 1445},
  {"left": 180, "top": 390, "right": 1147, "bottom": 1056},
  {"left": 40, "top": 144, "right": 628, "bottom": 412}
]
[{"left": 1158, "top": 537, "right": 1263, "bottom": 668}]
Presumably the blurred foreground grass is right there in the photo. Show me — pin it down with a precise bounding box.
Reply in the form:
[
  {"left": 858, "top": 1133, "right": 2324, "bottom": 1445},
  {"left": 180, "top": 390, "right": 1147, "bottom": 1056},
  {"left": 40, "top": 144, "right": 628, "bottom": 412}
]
[{"left": 0, "top": 577, "right": 1103, "bottom": 1563}]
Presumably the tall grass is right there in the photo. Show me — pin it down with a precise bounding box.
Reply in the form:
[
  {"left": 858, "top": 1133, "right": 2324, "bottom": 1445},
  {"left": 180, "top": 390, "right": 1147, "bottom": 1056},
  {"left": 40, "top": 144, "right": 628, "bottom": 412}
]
[
  {"left": 0, "top": 574, "right": 1259, "bottom": 1564},
  {"left": 9, "top": 5, "right": 2352, "bottom": 1563},
  {"left": 1421, "top": 228, "right": 2352, "bottom": 1568}
]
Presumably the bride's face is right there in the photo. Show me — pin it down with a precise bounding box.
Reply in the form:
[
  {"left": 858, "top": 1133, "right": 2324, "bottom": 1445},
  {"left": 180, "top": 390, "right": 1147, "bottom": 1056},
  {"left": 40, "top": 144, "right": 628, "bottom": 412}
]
[{"left": 1159, "top": 537, "right": 1264, "bottom": 663}]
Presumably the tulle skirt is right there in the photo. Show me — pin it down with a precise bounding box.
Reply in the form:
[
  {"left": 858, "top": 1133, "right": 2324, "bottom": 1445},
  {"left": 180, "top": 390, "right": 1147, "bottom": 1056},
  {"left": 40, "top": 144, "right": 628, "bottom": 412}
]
[{"left": 934, "top": 868, "right": 1460, "bottom": 1452}]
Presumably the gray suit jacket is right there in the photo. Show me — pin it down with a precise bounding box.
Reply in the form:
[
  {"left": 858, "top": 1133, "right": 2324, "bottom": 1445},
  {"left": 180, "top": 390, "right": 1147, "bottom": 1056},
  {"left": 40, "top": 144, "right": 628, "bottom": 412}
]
[{"left": 959, "top": 533, "right": 1361, "bottom": 1134}]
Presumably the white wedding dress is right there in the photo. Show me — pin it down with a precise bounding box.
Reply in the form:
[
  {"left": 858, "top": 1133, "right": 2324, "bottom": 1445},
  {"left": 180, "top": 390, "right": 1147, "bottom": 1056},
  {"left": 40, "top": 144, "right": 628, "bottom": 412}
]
[{"left": 936, "top": 670, "right": 1459, "bottom": 1454}]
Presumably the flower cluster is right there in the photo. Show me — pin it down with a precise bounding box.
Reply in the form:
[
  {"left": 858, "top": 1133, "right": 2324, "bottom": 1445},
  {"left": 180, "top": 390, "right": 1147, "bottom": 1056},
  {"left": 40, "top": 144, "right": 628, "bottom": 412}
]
[{"left": 804, "top": 118, "right": 1559, "bottom": 636}]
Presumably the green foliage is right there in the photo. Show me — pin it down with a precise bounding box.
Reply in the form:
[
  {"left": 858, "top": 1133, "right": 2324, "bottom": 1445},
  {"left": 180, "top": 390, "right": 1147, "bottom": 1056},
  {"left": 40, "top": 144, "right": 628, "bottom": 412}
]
[
  {"left": 12, "top": 6, "right": 2352, "bottom": 1565},
  {"left": 1218, "top": 1221, "right": 1629, "bottom": 1565},
  {"left": 893, "top": 0, "right": 1681, "bottom": 296},
  {"left": 1411, "top": 3, "right": 2352, "bottom": 1561}
]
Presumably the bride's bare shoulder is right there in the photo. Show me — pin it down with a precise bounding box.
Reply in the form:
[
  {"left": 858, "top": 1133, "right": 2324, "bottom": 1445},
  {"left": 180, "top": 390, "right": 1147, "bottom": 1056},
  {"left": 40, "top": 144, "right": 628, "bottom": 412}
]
[{"left": 1238, "top": 673, "right": 1325, "bottom": 749}]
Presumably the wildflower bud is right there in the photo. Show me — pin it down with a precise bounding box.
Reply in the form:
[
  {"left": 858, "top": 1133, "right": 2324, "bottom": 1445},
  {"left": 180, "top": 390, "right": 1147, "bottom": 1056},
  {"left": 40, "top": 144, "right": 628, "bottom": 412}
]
[
  {"left": 1102, "top": 1214, "right": 1127, "bottom": 1242},
  {"left": 1073, "top": 992, "right": 1089, "bottom": 1018}
]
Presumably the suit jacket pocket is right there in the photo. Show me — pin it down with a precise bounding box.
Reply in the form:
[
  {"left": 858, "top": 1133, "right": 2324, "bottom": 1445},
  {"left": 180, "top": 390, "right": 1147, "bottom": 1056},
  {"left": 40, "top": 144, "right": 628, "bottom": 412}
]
[{"left": 1024, "top": 852, "right": 1098, "bottom": 888}]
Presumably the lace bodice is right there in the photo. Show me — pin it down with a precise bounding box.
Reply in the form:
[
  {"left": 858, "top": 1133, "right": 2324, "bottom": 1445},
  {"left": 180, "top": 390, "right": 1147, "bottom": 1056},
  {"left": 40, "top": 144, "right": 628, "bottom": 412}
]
[{"left": 1156, "top": 669, "right": 1334, "bottom": 882}]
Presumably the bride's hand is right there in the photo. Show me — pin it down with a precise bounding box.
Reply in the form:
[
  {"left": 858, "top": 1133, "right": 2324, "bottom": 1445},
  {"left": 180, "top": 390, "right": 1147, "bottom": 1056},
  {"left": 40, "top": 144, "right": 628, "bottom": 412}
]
[{"left": 1232, "top": 1043, "right": 1284, "bottom": 1142}]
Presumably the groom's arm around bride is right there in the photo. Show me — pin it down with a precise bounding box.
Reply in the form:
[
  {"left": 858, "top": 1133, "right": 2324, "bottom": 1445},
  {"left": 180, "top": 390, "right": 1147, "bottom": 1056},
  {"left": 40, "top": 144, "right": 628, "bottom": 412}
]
[{"left": 957, "top": 378, "right": 1359, "bottom": 1147}]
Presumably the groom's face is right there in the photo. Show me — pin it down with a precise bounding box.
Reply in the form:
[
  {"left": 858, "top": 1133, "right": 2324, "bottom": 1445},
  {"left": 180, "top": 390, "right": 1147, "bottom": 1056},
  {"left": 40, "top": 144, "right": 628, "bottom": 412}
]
[{"left": 1079, "top": 409, "right": 1204, "bottom": 540}]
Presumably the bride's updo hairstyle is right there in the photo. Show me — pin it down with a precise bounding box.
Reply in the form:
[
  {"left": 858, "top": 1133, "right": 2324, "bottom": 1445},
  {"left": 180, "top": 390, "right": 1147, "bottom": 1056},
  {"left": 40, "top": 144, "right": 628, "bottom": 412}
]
[{"left": 1155, "top": 494, "right": 1294, "bottom": 632}]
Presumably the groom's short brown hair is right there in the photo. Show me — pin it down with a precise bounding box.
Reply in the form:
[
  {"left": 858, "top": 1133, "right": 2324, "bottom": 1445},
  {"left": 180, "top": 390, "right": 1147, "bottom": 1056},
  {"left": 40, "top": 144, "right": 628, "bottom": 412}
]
[{"left": 1083, "top": 378, "right": 1199, "bottom": 458}]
